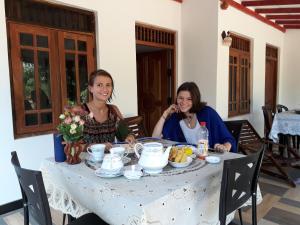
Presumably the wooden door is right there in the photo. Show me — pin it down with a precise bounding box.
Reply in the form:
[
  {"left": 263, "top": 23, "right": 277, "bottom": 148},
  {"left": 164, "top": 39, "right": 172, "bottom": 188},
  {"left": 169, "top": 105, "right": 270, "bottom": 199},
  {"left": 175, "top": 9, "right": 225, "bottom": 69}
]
[
  {"left": 136, "top": 51, "right": 169, "bottom": 135},
  {"left": 265, "top": 45, "right": 278, "bottom": 110}
]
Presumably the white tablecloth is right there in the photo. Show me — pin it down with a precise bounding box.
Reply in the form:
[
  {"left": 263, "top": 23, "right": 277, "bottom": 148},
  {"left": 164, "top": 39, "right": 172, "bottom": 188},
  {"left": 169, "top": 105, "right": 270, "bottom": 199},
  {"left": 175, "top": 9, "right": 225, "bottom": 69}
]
[
  {"left": 40, "top": 152, "right": 262, "bottom": 225},
  {"left": 269, "top": 111, "right": 300, "bottom": 142}
]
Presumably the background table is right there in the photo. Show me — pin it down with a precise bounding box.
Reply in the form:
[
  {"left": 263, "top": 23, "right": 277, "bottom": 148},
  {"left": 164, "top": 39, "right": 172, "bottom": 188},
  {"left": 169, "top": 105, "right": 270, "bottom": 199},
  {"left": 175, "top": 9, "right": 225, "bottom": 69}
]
[
  {"left": 41, "top": 152, "right": 262, "bottom": 225},
  {"left": 269, "top": 111, "right": 300, "bottom": 142}
]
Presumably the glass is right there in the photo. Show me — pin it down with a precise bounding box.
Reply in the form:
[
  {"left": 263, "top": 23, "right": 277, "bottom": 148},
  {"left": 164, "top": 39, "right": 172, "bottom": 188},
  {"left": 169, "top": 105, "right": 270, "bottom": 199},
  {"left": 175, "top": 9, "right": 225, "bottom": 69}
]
[
  {"left": 64, "top": 38, "right": 75, "bottom": 50},
  {"left": 37, "top": 35, "right": 49, "bottom": 48},
  {"left": 65, "top": 53, "right": 76, "bottom": 104},
  {"left": 77, "top": 40, "right": 87, "bottom": 51},
  {"left": 41, "top": 112, "right": 52, "bottom": 124},
  {"left": 78, "top": 55, "right": 88, "bottom": 103},
  {"left": 20, "top": 33, "right": 33, "bottom": 46},
  {"left": 21, "top": 49, "right": 36, "bottom": 110},
  {"left": 38, "top": 51, "right": 51, "bottom": 109},
  {"left": 25, "top": 114, "right": 38, "bottom": 126}
]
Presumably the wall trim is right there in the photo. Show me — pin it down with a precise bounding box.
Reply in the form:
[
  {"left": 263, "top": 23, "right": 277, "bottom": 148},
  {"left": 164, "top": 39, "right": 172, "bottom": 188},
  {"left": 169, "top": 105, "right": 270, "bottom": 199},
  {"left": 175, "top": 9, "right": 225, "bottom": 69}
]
[
  {"left": 221, "top": 0, "right": 286, "bottom": 33},
  {"left": 0, "top": 199, "right": 23, "bottom": 215}
]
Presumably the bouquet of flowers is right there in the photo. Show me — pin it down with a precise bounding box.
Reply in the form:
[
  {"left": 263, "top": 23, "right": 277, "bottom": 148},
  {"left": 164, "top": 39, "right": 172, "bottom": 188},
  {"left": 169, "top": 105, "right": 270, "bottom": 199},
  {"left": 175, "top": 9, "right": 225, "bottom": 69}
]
[{"left": 57, "top": 108, "right": 85, "bottom": 143}]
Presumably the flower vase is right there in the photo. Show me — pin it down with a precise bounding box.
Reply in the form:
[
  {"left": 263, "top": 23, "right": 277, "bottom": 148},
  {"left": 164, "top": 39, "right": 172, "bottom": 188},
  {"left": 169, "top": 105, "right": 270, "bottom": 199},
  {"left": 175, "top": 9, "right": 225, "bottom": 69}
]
[{"left": 64, "top": 141, "right": 83, "bottom": 164}]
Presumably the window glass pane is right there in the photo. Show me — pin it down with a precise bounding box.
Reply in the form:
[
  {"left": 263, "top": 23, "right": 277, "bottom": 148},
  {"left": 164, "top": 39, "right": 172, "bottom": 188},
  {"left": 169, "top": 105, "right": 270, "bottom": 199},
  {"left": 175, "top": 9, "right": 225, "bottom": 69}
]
[
  {"left": 38, "top": 51, "right": 51, "bottom": 109},
  {"left": 37, "top": 35, "right": 48, "bottom": 48},
  {"left": 25, "top": 114, "right": 38, "bottom": 126},
  {"left": 78, "top": 40, "right": 87, "bottom": 51},
  {"left": 22, "top": 49, "right": 36, "bottom": 110},
  {"left": 64, "top": 38, "right": 75, "bottom": 50},
  {"left": 20, "top": 33, "right": 33, "bottom": 46},
  {"left": 78, "top": 55, "right": 88, "bottom": 103},
  {"left": 65, "top": 53, "right": 76, "bottom": 104},
  {"left": 41, "top": 112, "right": 52, "bottom": 124}
]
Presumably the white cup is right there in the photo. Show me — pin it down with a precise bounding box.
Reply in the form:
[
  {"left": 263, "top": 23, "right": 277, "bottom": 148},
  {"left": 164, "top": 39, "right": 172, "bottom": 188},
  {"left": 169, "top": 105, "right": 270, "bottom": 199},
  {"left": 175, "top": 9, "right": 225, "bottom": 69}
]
[
  {"left": 110, "top": 146, "right": 128, "bottom": 158},
  {"left": 101, "top": 154, "right": 123, "bottom": 171},
  {"left": 87, "top": 144, "right": 105, "bottom": 162}
]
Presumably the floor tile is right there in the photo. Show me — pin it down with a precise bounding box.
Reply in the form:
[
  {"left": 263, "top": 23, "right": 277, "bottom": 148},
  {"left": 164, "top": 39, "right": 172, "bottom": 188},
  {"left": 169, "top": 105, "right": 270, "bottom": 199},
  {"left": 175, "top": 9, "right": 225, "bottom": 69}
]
[
  {"left": 264, "top": 207, "right": 300, "bottom": 225},
  {"left": 259, "top": 181, "right": 289, "bottom": 196}
]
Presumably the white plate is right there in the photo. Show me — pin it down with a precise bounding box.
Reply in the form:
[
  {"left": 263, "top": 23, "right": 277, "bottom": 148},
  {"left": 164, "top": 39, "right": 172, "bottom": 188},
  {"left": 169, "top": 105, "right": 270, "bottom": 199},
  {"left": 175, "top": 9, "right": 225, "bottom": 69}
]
[
  {"left": 205, "top": 156, "right": 221, "bottom": 164},
  {"left": 169, "top": 157, "right": 193, "bottom": 168}
]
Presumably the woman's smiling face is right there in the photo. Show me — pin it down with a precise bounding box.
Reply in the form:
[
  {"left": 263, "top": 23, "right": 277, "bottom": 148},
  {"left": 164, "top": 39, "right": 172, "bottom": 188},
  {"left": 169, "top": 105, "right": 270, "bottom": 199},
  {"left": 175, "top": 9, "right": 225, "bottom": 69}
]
[
  {"left": 89, "top": 75, "right": 113, "bottom": 102},
  {"left": 176, "top": 90, "right": 193, "bottom": 113}
]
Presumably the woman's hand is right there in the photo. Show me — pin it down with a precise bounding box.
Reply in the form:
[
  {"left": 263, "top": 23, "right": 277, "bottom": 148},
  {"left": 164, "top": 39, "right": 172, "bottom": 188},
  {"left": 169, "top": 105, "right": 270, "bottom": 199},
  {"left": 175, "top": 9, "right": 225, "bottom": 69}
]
[
  {"left": 162, "top": 104, "right": 179, "bottom": 119},
  {"left": 104, "top": 142, "right": 113, "bottom": 151},
  {"left": 125, "top": 134, "right": 136, "bottom": 145},
  {"left": 214, "top": 143, "right": 231, "bottom": 153}
]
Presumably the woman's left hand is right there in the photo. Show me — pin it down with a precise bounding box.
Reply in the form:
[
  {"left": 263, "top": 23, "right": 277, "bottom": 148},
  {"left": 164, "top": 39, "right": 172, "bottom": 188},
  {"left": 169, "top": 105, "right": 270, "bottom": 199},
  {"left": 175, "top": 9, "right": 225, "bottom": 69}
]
[
  {"left": 125, "top": 134, "right": 136, "bottom": 145},
  {"left": 214, "top": 143, "right": 231, "bottom": 153}
]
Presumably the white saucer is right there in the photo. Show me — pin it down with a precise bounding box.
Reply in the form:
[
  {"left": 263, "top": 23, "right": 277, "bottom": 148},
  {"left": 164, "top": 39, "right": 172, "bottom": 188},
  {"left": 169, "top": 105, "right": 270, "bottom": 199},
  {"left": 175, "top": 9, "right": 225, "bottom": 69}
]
[{"left": 205, "top": 156, "right": 221, "bottom": 164}]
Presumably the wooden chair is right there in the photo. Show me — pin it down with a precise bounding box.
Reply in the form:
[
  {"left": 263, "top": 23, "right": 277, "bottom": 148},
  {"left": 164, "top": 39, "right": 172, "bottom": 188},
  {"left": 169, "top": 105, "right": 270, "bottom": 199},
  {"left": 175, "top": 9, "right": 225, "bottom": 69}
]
[
  {"left": 224, "top": 120, "right": 244, "bottom": 152},
  {"left": 238, "top": 120, "right": 300, "bottom": 187},
  {"left": 11, "top": 151, "right": 108, "bottom": 225},
  {"left": 124, "top": 115, "right": 147, "bottom": 138},
  {"left": 261, "top": 105, "right": 274, "bottom": 140},
  {"left": 219, "top": 147, "right": 265, "bottom": 225}
]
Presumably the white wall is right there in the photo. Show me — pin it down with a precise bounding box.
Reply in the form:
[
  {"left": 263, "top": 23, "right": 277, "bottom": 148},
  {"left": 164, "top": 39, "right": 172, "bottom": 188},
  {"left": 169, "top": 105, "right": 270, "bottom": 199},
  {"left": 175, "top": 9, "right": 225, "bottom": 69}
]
[
  {"left": 0, "top": 0, "right": 181, "bottom": 205},
  {"left": 281, "top": 30, "right": 300, "bottom": 110},
  {"left": 181, "top": 0, "right": 219, "bottom": 107},
  {"left": 217, "top": 4, "right": 285, "bottom": 135}
]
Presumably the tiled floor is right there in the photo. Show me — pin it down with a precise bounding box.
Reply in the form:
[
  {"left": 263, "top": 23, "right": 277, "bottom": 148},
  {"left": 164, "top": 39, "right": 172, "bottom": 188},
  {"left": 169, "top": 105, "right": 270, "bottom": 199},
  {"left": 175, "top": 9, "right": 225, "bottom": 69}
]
[{"left": 1, "top": 173, "right": 300, "bottom": 225}]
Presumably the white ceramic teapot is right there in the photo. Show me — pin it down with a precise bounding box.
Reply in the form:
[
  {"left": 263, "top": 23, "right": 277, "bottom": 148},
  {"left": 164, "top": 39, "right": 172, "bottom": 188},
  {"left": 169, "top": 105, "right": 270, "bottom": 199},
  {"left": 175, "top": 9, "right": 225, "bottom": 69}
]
[{"left": 134, "top": 142, "right": 172, "bottom": 174}]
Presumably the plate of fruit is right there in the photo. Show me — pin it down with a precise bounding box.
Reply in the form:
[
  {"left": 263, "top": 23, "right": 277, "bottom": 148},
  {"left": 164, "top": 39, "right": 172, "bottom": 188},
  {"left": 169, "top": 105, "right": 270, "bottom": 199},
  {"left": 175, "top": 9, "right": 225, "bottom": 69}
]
[{"left": 168, "top": 145, "right": 194, "bottom": 168}]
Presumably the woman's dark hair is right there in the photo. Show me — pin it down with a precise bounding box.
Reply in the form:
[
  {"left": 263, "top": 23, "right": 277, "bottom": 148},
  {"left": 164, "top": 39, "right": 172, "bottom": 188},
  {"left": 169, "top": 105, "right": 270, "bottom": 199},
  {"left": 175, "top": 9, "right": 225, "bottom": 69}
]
[
  {"left": 176, "top": 82, "right": 206, "bottom": 115},
  {"left": 88, "top": 69, "right": 114, "bottom": 102}
]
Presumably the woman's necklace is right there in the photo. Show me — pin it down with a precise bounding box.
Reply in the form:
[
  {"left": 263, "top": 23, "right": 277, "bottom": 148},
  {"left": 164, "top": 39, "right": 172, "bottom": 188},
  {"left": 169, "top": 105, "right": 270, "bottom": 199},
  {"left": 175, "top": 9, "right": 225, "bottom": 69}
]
[
  {"left": 91, "top": 102, "right": 107, "bottom": 114},
  {"left": 185, "top": 114, "right": 195, "bottom": 128}
]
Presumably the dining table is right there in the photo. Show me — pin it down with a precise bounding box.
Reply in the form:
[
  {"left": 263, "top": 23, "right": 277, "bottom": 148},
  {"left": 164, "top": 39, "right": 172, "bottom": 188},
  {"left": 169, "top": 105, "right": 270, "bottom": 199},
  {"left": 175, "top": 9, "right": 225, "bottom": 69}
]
[
  {"left": 269, "top": 110, "right": 300, "bottom": 142},
  {"left": 40, "top": 141, "right": 262, "bottom": 225}
]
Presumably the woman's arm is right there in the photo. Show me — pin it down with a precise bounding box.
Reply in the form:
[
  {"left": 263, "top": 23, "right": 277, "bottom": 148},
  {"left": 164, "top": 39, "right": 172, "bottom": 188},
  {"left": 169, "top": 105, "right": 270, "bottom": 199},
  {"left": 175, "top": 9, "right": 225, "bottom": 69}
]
[{"left": 152, "top": 104, "right": 178, "bottom": 138}]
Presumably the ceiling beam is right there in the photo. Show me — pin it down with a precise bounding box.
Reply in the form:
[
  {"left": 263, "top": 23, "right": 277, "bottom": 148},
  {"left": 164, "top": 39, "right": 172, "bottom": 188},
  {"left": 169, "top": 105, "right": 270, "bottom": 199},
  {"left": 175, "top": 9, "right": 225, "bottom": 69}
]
[
  {"left": 266, "top": 14, "right": 300, "bottom": 19},
  {"left": 284, "top": 24, "right": 300, "bottom": 28},
  {"left": 221, "top": 0, "right": 285, "bottom": 32},
  {"left": 242, "top": 0, "right": 300, "bottom": 7},
  {"left": 276, "top": 20, "right": 300, "bottom": 24},
  {"left": 256, "top": 8, "right": 300, "bottom": 13}
]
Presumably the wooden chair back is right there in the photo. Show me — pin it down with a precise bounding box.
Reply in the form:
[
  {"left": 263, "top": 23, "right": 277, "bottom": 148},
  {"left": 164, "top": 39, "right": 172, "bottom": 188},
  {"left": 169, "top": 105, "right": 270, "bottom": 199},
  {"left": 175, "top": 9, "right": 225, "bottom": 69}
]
[
  {"left": 224, "top": 120, "right": 243, "bottom": 152},
  {"left": 124, "top": 115, "right": 147, "bottom": 138},
  {"left": 262, "top": 105, "right": 274, "bottom": 139}
]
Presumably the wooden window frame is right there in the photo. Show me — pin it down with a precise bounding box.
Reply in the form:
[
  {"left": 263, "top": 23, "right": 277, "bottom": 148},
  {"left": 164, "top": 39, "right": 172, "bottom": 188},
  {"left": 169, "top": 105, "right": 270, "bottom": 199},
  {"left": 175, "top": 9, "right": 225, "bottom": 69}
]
[
  {"left": 8, "top": 21, "right": 95, "bottom": 138},
  {"left": 228, "top": 35, "right": 251, "bottom": 117}
]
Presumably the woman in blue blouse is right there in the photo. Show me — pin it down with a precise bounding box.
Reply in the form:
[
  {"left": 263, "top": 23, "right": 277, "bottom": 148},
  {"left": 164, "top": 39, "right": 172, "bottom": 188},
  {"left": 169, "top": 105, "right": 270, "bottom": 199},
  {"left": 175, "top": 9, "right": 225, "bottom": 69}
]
[{"left": 152, "top": 82, "right": 236, "bottom": 153}]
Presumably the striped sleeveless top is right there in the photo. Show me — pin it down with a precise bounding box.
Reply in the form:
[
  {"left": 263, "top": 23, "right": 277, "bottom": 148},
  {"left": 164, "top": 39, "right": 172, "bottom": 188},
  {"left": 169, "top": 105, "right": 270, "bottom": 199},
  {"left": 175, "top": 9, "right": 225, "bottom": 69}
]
[{"left": 81, "top": 103, "right": 119, "bottom": 144}]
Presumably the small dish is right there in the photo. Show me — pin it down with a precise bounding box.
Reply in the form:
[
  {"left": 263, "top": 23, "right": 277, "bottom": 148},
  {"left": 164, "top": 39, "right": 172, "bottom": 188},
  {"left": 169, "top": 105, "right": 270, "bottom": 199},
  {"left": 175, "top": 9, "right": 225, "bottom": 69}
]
[
  {"left": 169, "top": 157, "right": 193, "bottom": 168},
  {"left": 124, "top": 170, "right": 143, "bottom": 180},
  {"left": 124, "top": 165, "right": 143, "bottom": 179},
  {"left": 205, "top": 156, "right": 221, "bottom": 164},
  {"left": 95, "top": 168, "right": 123, "bottom": 178}
]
